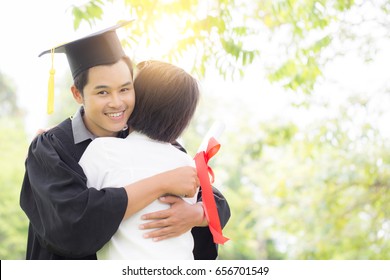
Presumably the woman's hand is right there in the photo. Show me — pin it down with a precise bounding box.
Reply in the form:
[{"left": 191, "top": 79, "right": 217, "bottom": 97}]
[{"left": 160, "top": 166, "right": 199, "bottom": 198}]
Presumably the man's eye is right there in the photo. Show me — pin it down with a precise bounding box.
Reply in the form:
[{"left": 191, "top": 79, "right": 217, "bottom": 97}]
[
  {"left": 98, "top": 91, "right": 109, "bottom": 95},
  {"left": 121, "top": 87, "right": 132, "bottom": 93}
]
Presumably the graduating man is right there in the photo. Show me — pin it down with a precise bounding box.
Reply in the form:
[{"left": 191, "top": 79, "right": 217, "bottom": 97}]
[{"left": 20, "top": 20, "right": 230, "bottom": 260}]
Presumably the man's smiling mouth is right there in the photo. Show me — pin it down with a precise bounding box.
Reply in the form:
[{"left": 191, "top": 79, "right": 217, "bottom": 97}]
[{"left": 106, "top": 111, "right": 124, "bottom": 118}]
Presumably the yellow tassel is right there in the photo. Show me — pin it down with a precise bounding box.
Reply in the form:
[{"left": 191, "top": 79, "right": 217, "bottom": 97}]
[{"left": 47, "top": 48, "right": 55, "bottom": 114}]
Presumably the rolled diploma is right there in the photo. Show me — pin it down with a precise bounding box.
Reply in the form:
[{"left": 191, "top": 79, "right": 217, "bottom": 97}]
[{"left": 197, "top": 121, "right": 225, "bottom": 153}]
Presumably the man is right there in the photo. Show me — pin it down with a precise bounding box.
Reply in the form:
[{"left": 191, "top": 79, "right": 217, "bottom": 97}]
[{"left": 20, "top": 20, "right": 230, "bottom": 260}]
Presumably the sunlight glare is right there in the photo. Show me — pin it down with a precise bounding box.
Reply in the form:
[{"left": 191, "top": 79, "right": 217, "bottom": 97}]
[{"left": 150, "top": 15, "right": 182, "bottom": 57}]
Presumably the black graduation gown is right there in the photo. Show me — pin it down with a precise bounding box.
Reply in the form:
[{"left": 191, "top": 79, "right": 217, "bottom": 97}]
[{"left": 20, "top": 118, "right": 230, "bottom": 260}]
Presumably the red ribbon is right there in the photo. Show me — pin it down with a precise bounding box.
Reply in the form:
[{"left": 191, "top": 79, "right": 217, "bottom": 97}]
[{"left": 194, "top": 137, "right": 229, "bottom": 245}]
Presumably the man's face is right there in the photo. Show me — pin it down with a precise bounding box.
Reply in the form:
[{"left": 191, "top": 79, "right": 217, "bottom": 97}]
[{"left": 74, "top": 59, "right": 135, "bottom": 137}]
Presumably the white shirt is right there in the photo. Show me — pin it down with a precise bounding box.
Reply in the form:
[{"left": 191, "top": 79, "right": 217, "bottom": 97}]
[{"left": 79, "top": 131, "right": 197, "bottom": 259}]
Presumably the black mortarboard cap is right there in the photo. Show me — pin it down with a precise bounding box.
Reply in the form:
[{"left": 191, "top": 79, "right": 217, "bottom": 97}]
[
  {"left": 39, "top": 19, "right": 133, "bottom": 79},
  {"left": 39, "top": 20, "right": 133, "bottom": 114}
]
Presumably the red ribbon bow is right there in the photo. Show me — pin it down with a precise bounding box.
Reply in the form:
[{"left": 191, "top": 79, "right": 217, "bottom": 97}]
[{"left": 194, "top": 137, "right": 229, "bottom": 245}]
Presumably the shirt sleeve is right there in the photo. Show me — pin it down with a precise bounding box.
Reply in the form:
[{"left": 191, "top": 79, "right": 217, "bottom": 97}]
[
  {"left": 79, "top": 138, "right": 111, "bottom": 190},
  {"left": 20, "top": 133, "right": 128, "bottom": 258}
]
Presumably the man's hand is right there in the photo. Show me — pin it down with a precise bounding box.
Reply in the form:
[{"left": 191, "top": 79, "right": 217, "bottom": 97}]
[{"left": 139, "top": 195, "right": 208, "bottom": 241}]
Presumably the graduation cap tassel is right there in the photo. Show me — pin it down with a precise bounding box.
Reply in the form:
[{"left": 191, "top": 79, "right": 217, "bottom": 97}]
[{"left": 47, "top": 48, "right": 55, "bottom": 114}]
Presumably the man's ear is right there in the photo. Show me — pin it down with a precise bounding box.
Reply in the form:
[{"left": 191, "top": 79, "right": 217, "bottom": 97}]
[{"left": 71, "top": 85, "right": 84, "bottom": 105}]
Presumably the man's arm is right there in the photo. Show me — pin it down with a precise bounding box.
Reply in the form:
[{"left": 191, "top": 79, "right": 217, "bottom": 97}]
[
  {"left": 20, "top": 133, "right": 127, "bottom": 258},
  {"left": 139, "top": 187, "right": 230, "bottom": 259},
  {"left": 139, "top": 196, "right": 206, "bottom": 241},
  {"left": 140, "top": 141, "right": 231, "bottom": 258}
]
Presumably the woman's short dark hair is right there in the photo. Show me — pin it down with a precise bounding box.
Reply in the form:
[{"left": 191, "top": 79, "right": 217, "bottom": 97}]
[
  {"left": 73, "top": 56, "right": 133, "bottom": 94},
  {"left": 128, "top": 60, "right": 200, "bottom": 143}
]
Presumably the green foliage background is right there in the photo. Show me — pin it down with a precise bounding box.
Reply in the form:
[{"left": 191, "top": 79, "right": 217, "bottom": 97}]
[
  {"left": 0, "top": 117, "right": 29, "bottom": 259},
  {"left": 1, "top": 0, "right": 389, "bottom": 259}
]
